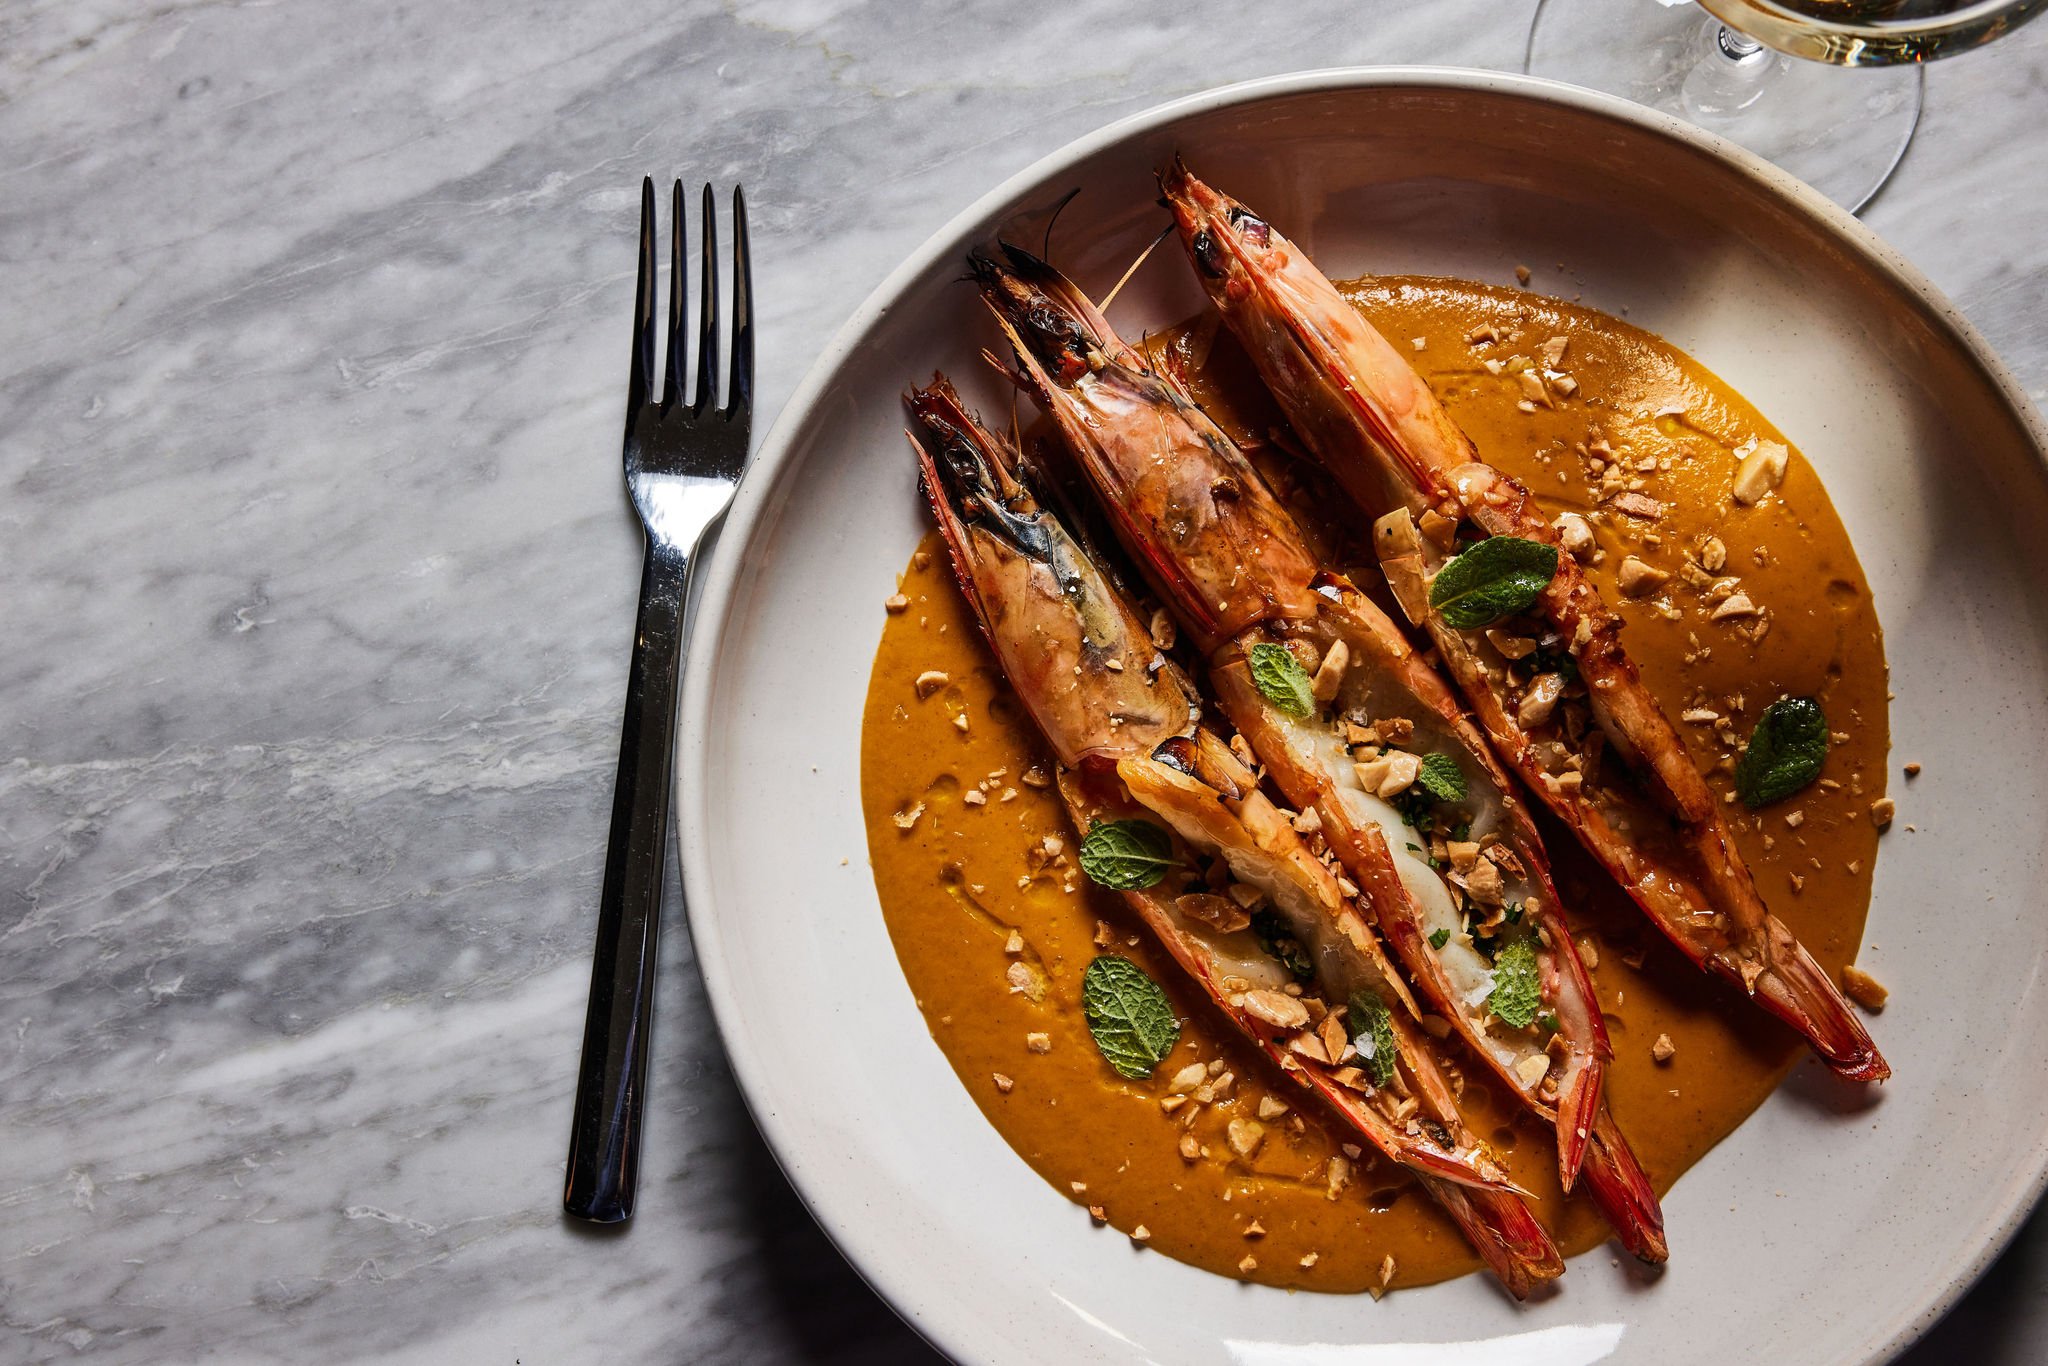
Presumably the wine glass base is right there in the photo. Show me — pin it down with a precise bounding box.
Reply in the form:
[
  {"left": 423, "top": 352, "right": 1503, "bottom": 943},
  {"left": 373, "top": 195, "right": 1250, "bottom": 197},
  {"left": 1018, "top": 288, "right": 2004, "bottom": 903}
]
[{"left": 1525, "top": 0, "right": 1924, "bottom": 213}]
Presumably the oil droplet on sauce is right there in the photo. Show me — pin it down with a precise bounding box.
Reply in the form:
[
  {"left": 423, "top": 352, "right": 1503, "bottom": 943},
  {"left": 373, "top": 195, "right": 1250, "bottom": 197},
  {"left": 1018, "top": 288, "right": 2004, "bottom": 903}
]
[{"left": 861, "top": 276, "right": 1887, "bottom": 1293}]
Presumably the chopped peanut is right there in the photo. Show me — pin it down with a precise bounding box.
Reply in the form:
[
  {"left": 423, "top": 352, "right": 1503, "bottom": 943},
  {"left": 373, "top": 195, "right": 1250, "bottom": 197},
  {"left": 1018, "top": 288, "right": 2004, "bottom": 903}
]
[
  {"left": 1553, "top": 511, "right": 1595, "bottom": 561},
  {"left": 1226, "top": 1118, "right": 1266, "bottom": 1158},
  {"left": 1024, "top": 1032, "right": 1051, "bottom": 1054},
  {"left": 1242, "top": 990, "right": 1311, "bottom": 1030},
  {"left": 1311, "top": 639, "right": 1351, "bottom": 704},
  {"left": 992, "top": 1072, "right": 1014, "bottom": 1094},
  {"left": 1731, "top": 440, "right": 1790, "bottom": 505},
  {"left": 1617, "top": 556, "right": 1668, "bottom": 597},
  {"left": 1841, "top": 964, "right": 1889, "bottom": 1011},
  {"left": 884, "top": 593, "right": 910, "bottom": 613},
  {"left": 1652, "top": 1033, "right": 1677, "bottom": 1063},
  {"left": 1870, "top": 797, "right": 1896, "bottom": 829},
  {"left": 1355, "top": 750, "right": 1420, "bottom": 799},
  {"left": 1709, "top": 592, "right": 1759, "bottom": 622},
  {"left": 913, "top": 670, "right": 950, "bottom": 699}
]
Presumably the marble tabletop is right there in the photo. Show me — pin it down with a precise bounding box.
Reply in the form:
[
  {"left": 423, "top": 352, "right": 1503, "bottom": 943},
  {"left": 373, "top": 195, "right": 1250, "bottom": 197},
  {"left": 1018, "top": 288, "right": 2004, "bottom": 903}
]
[{"left": 3, "top": 1, "right": 2043, "bottom": 1361}]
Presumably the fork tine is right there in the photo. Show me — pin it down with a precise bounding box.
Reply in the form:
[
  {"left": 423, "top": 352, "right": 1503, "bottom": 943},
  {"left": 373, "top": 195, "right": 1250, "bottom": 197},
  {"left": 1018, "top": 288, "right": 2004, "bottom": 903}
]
[
  {"left": 695, "top": 184, "right": 721, "bottom": 414},
  {"left": 663, "top": 180, "right": 687, "bottom": 408},
  {"left": 726, "top": 185, "right": 753, "bottom": 423},
  {"left": 627, "top": 177, "right": 657, "bottom": 417}
]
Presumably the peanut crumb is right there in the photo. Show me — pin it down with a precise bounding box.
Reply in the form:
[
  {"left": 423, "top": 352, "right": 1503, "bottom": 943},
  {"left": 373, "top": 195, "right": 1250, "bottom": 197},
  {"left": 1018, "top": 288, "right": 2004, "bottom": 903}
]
[
  {"left": 892, "top": 801, "right": 925, "bottom": 830},
  {"left": 962, "top": 789, "right": 986, "bottom": 807},
  {"left": 1299, "top": 1252, "right": 1320, "bottom": 1269},
  {"left": 1652, "top": 1033, "right": 1676, "bottom": 1063},
  {"left": 1243, "top": 1220, "right": 1266, "bottom": 1240},
  {"left": 1903, "top": 762, "right": 1921, "bottom": 777},
  {"left": 1369, "top": 1253, "right": 1396, "bottom": 1299},
  {"left": 1515, "top": 264, "right": 1532, "bottom": 284},
  {"left": 1784, "top": 810, "right": 1804, "bottom": 829},
  {"left": 1226, "top": 1118, "right": 1266, "bottom": 1158},
  {"left": 992, "top": 1072, "right": 1013, "bottom": 1093},
  {"left": 1024, "top": 1032, "right": 1051, "bottom": 1054},
  {"left": 1410, "top": 336, "right": 1427, "bottom": 352},
  {"left": 1178, "top": 1133, "right": 1201, "bottom": 1162},
  {"left": 913, "top": 669, "right": 950, "bottom": 699},
  {"left": 1841, "top": 964, "right": 1889, "bottom": 1011},
  {"left": 1003, "top": 929, "right": 1023, "bottom": 955},
  {"left": 1088, "top": 1205, "right": 1106, "bottom": 1223},
  {"left": 1238, "top": 1254, "right": 1259, "bottom": 1274},
  {"left": 1870, "top": 797, "right": 1896, "bottom": 829},
  {"left": 884, "top": 593, "right": 909, "bottom": 613},
  {"left": 1005, "top": 961, "right": 1042, "bottom": 1000}
]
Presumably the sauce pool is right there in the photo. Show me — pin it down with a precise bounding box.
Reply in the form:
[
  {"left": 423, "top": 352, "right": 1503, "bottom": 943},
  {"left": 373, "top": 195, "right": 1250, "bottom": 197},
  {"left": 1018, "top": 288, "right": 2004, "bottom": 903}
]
[{"left": 860, "top": 275, "right": 1888, "bottom": 1292}]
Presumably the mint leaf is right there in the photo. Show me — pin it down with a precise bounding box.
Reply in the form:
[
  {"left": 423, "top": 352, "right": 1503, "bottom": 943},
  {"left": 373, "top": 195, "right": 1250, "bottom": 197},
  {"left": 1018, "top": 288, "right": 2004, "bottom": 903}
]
[
  {"left": 1416, "top": 753, "right": 1467, "bottom": 803},
  {"left": 1083, "top": 955, "right": 1181, "bottom": 1080},
  {"left": 1348, "top": 991, "right": 1398, "bottom": 1087},
  {"left": 1487, "top": 938, "right": 1541, "bottom": 1029},
  {"left": 1736, "top": 697, "right": 1829, "bottom": 809},
  {"left": 1428, "top": 536, "right": 1559, "bottom": 629},
  {"left": 1078, "top": 820, "right": 1175, "bottom": 891},
  {"left": 1427, "top": 927, "right": 1450, "bottom": 950},
  {"left": 1251, "top": 910, "right": 1315, "bottom": 982},
  {"left": 1248, "top": 642, "right": 1316, "bottom": 718}
]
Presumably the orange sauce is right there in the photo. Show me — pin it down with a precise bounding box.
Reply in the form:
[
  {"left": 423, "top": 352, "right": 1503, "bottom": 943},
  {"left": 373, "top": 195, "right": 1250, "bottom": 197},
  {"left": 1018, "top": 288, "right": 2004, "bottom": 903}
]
[{"left": 860, "top": 276, "right": 1888, "bottom": 1292}]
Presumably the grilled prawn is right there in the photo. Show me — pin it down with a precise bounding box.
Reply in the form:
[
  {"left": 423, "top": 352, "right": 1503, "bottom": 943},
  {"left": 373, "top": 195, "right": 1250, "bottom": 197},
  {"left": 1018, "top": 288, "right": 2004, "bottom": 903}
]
[
  {"left": 973, "top": 249, "right": 1664, "bottom": 1263},
  {"left": 908, "top": 376, "right": 1563, "bottom": 1297},
  {"left": 1158, "top": 162, "right": 1885, "bottom": 1083}
]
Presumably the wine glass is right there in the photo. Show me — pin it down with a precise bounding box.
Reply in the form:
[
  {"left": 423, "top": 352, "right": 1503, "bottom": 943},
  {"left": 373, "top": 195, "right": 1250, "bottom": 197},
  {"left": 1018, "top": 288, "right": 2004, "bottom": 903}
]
[{"left": 1525, "top": 0, "right": 2048, "bottom": 212}]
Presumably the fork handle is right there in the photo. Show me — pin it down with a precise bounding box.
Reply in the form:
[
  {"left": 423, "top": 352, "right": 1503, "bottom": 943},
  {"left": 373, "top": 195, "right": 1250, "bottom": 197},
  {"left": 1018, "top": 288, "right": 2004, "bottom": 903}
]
[{"left": 564, "top": 537, "right": 693, "bottom": 1224}]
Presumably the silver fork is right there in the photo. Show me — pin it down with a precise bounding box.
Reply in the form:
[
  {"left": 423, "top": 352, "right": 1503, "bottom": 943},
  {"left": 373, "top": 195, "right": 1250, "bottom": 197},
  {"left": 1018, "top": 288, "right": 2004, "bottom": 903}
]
[{"left": 564, "top": 178, "right": 752, "bottom": 1224}]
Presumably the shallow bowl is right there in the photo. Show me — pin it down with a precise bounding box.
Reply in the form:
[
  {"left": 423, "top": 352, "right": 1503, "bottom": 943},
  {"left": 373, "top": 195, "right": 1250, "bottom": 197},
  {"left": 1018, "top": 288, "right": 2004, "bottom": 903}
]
[{"left": 678, "top": 67, "right": 2048, "bottom": 1366}]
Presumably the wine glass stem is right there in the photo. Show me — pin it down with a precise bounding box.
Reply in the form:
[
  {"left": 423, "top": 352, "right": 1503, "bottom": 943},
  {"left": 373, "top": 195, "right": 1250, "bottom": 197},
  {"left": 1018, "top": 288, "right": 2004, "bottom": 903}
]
[{"left": 1718, "top": 26, "right": 1765, "bottom": 62}]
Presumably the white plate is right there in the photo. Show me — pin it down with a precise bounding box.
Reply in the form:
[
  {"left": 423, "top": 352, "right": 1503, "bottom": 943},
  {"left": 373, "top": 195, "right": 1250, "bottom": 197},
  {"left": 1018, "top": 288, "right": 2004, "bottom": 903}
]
[{"left": 677, "top": 69, "right": 2048, "bottom": 1365}]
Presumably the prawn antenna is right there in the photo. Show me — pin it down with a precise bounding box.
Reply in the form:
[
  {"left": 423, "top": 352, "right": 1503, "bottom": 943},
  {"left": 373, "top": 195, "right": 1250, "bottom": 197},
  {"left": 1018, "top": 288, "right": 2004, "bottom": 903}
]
[{"left": 1095, "top": 223, "right": 1175, "bottom": 315}]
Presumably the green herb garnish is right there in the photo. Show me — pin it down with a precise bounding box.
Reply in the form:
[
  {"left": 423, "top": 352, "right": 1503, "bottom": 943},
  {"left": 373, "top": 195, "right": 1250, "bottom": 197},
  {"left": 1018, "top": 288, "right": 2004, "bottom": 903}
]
[
  {"left": 1428, "top": 536, "right": 1560, "bottom": 629},
  {"left": 1248, "top": 642, "right": 1316, "bottom": 718},
  {"left": 1504, "top": 901, "right": 1524, "bottom": 925},
  {"left": 1348, "top": 991, "right": 1399, "bottom": 1087},
  {"left": 1250, "top": 910, "right": 1315, "bottom": 982},
  {"left": 1735, "top": 697, "right": 1829, "bottom": 809},
  {"left": 1082, "top": 955, "right": 1182, "bottom": 1080},
  {"left": 1539, "top": 1012, "right": 1561, "bottom": 1033},
  {"left": 1078, "top": 819, "right": 1176, "bottom": 891},
  {"left": 1487, "top": 938, "right": 1541, "bottom": 1029},
  {"left": 1416, "top": 754, "right": 1467, "bottom": 804},
  {"left": 1528, "top": 645, "right": 1579, "bottom": 682},
  {"left": 1427, "top": 927, "right": 1451, "bottom": 950}
]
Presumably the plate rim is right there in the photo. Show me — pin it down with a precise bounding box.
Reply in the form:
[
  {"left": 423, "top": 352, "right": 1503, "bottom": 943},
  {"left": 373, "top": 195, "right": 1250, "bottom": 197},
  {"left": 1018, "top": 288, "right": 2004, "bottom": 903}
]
[{"left": 675, "top": 63, "right": 2048, "bottom": 1366}]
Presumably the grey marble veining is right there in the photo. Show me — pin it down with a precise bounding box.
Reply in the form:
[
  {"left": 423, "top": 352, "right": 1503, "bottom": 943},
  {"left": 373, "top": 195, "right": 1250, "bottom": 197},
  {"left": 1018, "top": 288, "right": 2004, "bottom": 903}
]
[{"left": 1, "top": 2, "right": 2043, "bottom": 1361}]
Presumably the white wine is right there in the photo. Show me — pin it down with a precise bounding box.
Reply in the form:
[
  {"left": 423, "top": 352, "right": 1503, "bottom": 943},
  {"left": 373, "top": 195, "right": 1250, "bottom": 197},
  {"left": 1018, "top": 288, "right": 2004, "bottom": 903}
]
[{"left": 1697, "top": 0, "right": 2048, "bottom": 63}]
